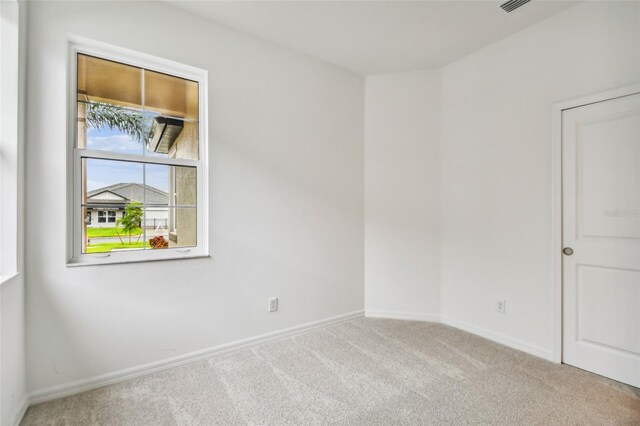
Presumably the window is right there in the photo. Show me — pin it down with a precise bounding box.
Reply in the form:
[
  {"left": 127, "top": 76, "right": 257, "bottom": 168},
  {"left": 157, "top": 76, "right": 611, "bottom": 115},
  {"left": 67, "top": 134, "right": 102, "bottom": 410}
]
[
  {"left": 70, "top": 41, "right": 208, "bottom": 265},
  {"left": 97, "top": 210, "right": 116, "bottom": 223}
]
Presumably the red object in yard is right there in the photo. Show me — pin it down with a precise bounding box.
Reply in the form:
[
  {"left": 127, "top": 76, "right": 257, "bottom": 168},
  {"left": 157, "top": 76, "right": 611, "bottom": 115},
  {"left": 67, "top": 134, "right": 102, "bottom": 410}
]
[{"left": 149, "top": 235, "right": 168, "bottom": 249}]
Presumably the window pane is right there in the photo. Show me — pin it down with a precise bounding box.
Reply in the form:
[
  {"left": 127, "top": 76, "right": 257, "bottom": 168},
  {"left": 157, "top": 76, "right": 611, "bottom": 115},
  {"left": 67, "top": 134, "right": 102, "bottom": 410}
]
[
  {"left": 77, "top": 54, "right": 142, "bottom": 109},
  {"left": 77, "top": 54, "right": 156, "bottom": 154},
  {"left": 144, "top": 163, "right": 170, "bottom": 205},
  {"left": 144, "top": 70, "right": 199, "bottom": 160},
  {"left": 83, "top": 158, "right": 144, "bottom": 203},
  {"left": 142, "top": 163, "right": 170, "bottom": 250},
  {"left": 173, "top": 166, "right": 197, "bottom": 206},
  {"left": 80, "top": 103, "right": 157, "bottom": 154},
  {"left": 145, "top": 205, "right": 170, "bottom": 249},
  {"left": 143, "top": 208, "right": 197, "bottom": 250},
  {"left": 83, "top": 205, "right": 145, "bottom": 254},
  {"left": 76, "top": 55, "right": 199, "bottom": 159},
  {"left": 82, "top": 158, "right": 145, "bottom": 254},
  {"left": 167, "top": 207, "right": 197, "bottom": 248},
  {"left": 144, "top": 70, "right": 198, "bottom": 120},
  {"left": 144, "top": 117, "right": 199, "bottom": 160},
  {"left": 144, "top": 164, "right": 196, "bottom": 206}
]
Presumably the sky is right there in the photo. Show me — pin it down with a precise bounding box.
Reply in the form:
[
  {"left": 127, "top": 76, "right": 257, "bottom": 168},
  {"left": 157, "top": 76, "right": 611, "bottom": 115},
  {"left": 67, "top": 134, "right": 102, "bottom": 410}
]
[{"left": 86, "top": 126, "right": 170, "bottom": 193}]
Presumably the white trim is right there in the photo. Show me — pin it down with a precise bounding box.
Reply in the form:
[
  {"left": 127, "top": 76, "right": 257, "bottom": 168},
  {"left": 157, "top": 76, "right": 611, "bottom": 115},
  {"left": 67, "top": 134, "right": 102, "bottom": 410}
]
[
  {"left": 440, "top": 316, "right": 553, "bottom": 361},
  {"left": 365, "top": 310, "right": 440, "bottom": 322},
  {"left": 66, "top": 253, "right": 211, "bottom": 268},
  {"left": 365, "top": 310, "right": 553, "bottom": 360},
  {"left": 67, "top": 37, "right": 209, "bottom": 266},
  {"left": 28, "top": 310, "right": 364, "bottom": 405},
  {"left": 9, "top": 395, "right": 29, "bottom": 426},
  {"left": 551, "top": 101, "right": 563, "bottom": 364},
  {"left": 550, "top": 82, "right": 640, "bottom": 364},
  {"left": 68, "top": 35, "right": 207, "bottom": 83},
  {"left": 25, "top": 309, "right": 560, "bottom": 408}
]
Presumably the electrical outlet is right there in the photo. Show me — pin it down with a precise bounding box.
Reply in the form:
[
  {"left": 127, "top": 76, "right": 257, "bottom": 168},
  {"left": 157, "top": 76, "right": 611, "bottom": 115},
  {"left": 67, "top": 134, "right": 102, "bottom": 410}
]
[
  {"left": 496, "top": 300, "right": 506, "bottom": 314},
  {"left": 269, "top": 297, "right": 278, "bottom": 312}
]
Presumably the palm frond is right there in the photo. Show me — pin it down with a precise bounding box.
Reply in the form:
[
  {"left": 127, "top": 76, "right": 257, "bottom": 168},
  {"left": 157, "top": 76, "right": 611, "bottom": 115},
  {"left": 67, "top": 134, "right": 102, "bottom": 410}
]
[{"left": 85, "top": 102, "right": 150, "bottom": 143}]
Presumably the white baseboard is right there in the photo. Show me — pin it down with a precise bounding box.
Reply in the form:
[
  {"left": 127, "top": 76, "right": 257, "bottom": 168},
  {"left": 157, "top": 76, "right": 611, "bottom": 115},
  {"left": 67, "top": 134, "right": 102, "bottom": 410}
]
[
  {"left": 9, "top": 395, "right": 29, "bottom": 426},
  {"left": 28, "top": 310, "right": 364, "bottom": 405},
  {"left": 439, "top": 316, "right": 553, "bottom": 361},
  {"left": 365, "top": 310, "right": 440, "bottom": 322},
  {"left": 26, "top": 309, "right": 553, "bottom": 409},
  {"left": 365, "top": 310, "right": 552, "bottom": 361}
]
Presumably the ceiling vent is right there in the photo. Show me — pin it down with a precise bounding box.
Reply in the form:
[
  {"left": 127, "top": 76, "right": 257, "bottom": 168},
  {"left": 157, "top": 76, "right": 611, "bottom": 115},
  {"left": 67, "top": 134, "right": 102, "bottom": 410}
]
[
  {"left": 147, "top": 117, "right": 184, "bottom": 154},
  {"left": 500, "top": 0, "right": 532, "bottom": 13}
]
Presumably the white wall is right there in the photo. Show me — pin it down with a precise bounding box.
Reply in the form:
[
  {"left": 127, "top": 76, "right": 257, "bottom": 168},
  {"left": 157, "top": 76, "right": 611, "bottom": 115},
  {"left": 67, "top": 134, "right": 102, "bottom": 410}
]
[
  {"left": 364, "top": 70, "right": 441, "bottom": 318},
  {"left": 21, "top": 0, "right": 640, "bottom": 407},
  {"left": 362, "top": 1, "right": 640, "bottom": 359},
  {"left": 0, "top": 1, "right": 27, "bottom": 424},
  {"left": 1, "top": 275, "right": 27, "bottom": 426},
  {"left": 440, "top": 1, "right": 640, "bottom": 356},
  {"left": 25, "top": 1, "right": 364, "bottom": 393}
]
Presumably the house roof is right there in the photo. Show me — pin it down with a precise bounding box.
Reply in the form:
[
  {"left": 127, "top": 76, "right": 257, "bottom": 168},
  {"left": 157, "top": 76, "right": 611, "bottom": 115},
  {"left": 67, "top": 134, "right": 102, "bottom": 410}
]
[{"left": 87, "top": 182, "right": 168, "bottom": 205}]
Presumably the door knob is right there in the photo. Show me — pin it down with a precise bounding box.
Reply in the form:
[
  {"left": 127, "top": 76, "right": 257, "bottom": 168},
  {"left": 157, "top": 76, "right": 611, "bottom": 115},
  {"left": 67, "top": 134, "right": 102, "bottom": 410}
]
[{"left": 563, "top": 247, "right": 574, "bottom": 256}]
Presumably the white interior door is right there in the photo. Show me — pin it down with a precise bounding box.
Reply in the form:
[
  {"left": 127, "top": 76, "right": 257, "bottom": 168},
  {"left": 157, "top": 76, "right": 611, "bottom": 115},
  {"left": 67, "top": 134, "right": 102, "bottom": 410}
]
[{"left": 562, "top": 92, "right": 640, "bottom": 387}]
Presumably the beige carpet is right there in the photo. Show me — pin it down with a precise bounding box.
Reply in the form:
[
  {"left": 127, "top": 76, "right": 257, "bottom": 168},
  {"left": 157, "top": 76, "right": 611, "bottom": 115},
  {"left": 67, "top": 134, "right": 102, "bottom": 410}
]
[{"left": 21, "top": 318, "right": 640, "bottom": 425}]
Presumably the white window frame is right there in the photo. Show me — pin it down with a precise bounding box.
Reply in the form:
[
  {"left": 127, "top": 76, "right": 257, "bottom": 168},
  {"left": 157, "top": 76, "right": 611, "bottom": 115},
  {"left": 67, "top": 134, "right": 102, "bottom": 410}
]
[{"left": 67, "top": 37, "right": 209, "bottom": 266}]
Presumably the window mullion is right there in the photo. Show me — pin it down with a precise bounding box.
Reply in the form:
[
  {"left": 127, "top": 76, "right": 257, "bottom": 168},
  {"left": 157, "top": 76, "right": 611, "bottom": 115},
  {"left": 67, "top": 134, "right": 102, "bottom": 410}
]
[{"left": 140, "top": 163, "right": 144, "bottom": 250}]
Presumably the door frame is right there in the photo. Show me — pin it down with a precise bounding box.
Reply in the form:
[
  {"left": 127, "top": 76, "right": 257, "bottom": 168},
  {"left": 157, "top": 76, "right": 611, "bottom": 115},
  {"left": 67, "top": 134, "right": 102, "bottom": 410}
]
[{"left": 550, "top": 82, "right": 640, "bottom": 363}]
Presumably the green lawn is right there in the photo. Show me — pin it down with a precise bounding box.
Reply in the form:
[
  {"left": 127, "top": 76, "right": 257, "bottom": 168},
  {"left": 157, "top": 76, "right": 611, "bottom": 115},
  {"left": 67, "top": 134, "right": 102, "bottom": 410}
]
[
  {"left": 86, "top": 241, "right": 147, "bottom": 253},
  {"left": 87, "top": 227, "right": 142, "bottom": 238}
]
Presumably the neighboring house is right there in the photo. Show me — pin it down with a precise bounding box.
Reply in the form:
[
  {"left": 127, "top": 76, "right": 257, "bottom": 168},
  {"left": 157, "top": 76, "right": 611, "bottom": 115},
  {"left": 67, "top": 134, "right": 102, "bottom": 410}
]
[{"left": 86, "top": 182, "right": 168, "bottom": 229}]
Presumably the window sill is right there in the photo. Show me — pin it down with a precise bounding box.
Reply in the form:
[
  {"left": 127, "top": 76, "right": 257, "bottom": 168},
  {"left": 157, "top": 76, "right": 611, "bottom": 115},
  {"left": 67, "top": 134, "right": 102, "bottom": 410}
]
[
  {"left": 0, "top": 272, "right": 20, "bottom": 286},
  {"left": 67, "top": 253, "right": 210, "bottom": 267}
]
